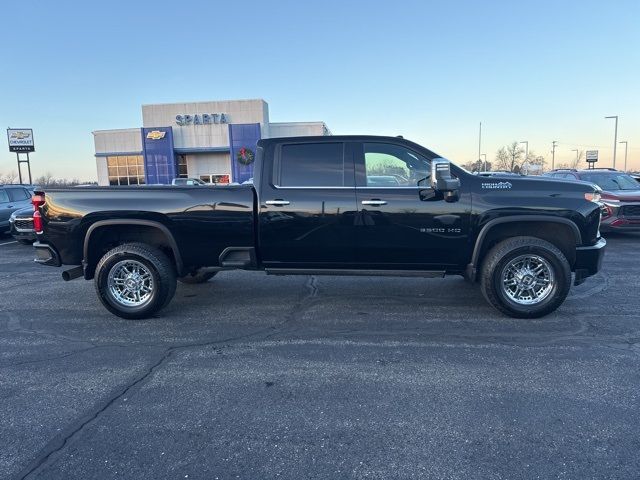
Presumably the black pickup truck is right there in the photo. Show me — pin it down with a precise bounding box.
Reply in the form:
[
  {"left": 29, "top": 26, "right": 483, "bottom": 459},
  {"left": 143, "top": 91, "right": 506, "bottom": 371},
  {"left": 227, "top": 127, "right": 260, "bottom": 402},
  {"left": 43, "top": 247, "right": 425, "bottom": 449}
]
[{"left": 32, "top": 135, "right": 605, "bottom": 319}]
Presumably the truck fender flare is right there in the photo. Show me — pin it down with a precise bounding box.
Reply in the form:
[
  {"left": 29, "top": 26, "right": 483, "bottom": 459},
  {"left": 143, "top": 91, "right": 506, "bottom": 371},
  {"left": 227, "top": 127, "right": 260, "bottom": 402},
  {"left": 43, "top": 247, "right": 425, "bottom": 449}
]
[
  {"left": 467, "top": 215, "right": 582, "bottom": 281},
  {"left": 83, "top": 219, "right": 184, "bottom": 274}
]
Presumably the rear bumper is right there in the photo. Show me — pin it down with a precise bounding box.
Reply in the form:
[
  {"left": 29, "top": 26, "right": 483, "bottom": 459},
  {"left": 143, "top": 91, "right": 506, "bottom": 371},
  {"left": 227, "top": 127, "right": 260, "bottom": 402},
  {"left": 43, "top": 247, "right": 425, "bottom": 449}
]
[
  {"left": 573, "top": 237, "right": 606, "bottom": 285},
  {"left": 33, "top": 241, "right": 61, "bottom": 267}
]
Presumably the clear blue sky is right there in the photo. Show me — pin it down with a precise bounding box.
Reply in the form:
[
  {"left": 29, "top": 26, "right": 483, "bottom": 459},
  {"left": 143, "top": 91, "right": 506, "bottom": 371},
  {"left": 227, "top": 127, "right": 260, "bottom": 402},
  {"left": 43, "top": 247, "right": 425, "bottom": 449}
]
[{"left": 1, "top": 0, "right": 639, "bottom": 179}]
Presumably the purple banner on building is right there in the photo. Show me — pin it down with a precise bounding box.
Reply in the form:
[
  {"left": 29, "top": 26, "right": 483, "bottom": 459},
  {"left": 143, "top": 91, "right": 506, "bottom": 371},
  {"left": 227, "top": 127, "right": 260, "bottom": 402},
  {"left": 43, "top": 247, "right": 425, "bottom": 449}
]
[
  {"left": 142, "top": 127, "right": 176, "bottom": 185},
  {"left": 229, "top": 123, "right": 261, "bottom": 184}
]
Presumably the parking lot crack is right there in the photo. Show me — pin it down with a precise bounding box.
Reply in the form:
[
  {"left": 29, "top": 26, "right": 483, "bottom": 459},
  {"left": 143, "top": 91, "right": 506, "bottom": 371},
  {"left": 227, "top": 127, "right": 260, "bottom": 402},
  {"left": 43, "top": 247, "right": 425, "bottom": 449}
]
[
  {"left": 0, "top": 346, "right": 99, "bottom": 368},
  {"left": 16, "top": 347, "right": 173, "bottom": 480},
  {"left": 1, "top": 311, "right": 98, "bottom": 347}
]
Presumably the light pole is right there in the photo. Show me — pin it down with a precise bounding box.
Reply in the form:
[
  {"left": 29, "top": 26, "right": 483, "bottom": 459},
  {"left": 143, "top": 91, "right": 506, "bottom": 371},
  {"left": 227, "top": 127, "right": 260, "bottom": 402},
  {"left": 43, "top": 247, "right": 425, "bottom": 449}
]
[
  {"left": 572, "top": 149, "right": 579, "bottom": 168},
  {"left": 605, "top": 115, "right": 618, "bottom": 169},
  {"left": 481, "top": 154, "right": 487, "bottom": 171},
  {"left": 478, "top": 122, "right": 482, "bottom": 167},
  {"left": 619, "top": 141, "right": 628, "bottom": 172},
  {"left": 551, "top": 140, "right": 557, "bottom": 170},
  {"left": 519, "top": 141, "right": 528, "bottom": 174}
]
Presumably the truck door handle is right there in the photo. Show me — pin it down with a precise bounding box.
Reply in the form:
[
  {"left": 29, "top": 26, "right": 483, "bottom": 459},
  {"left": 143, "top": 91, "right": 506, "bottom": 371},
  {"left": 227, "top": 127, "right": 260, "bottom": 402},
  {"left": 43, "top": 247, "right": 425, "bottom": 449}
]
[
  {"left": 361, "top": 200, "right": 387, "bottom": 206},
  {"left": 265, "top": 200, "right": 290, "bottom": 206}
]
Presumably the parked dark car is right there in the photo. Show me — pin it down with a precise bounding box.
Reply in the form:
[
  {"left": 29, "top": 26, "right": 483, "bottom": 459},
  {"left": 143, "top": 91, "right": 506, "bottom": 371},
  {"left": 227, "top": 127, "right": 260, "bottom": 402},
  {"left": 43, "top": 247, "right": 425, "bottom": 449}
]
[
  {"left": 543, "top": 168, "right": 640, "bottom": 232},
  {"left": 9, "top": 206, "right": 36, "bottom": 244},
  {"left": 1, "top": 184, "right": 34, "bottom": 233},
  {"left": 32, "top": 135, "right": 605, "bottom": 320}
]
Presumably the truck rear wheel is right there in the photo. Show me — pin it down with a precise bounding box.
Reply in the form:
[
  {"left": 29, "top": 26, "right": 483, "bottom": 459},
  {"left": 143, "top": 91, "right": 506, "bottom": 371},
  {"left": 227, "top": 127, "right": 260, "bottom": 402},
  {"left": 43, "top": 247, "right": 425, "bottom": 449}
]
[
  {"left": 95, "top": 243, "right": 177, "bottom": 320},
  {"left": 178, "top": 270, "right": 217, "bottom": 284},
  {"left": 480, "top": 236, "right": 571, "bottom": 319}
]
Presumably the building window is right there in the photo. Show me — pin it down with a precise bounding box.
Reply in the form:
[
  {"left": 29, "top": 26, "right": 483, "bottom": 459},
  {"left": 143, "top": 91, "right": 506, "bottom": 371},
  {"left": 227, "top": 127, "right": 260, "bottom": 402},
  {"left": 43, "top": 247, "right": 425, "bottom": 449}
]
[
  {"left": 107, "top": 155, "right": 145, "bottom": 185},
  {"left": 199, "top": 174, "right": 230, "bottom": 185},
  {"left": 177, "top": 155, "right": 188, "bottom": 178}
]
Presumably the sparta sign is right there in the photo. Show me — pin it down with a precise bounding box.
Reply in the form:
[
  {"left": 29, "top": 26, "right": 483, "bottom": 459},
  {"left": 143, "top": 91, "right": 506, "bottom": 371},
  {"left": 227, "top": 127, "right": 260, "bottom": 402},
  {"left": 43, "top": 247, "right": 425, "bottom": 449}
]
[
  {"left": 7, "top": 128, "right": 35, "bottom": 152},
  {"left": 586, "top": 150, "right": 598, "bottom": 163},
  {"left": 175, "top": 113, "right": 228, "bottom": 126}
]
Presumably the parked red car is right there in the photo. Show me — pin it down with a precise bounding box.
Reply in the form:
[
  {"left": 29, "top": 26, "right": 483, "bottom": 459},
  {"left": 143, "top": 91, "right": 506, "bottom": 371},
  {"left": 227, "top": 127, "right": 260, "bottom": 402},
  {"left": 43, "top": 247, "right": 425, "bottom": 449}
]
[{"left": 544, "top": 168, "right": 640, "bottom": 232}]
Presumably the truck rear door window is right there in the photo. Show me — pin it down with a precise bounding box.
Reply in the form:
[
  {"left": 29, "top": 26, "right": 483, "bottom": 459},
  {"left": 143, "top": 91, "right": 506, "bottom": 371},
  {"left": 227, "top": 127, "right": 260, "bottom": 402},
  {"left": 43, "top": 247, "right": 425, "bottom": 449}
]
[{"left": 279, "top": 143, "right": 346, "bottom": 187}]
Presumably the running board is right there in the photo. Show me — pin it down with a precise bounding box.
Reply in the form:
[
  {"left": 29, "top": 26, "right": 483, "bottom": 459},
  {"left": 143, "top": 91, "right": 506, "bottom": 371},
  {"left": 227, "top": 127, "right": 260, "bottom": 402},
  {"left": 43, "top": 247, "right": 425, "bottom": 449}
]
[{"left": 265, "top": 268, "right": 445, "bottom": 278}]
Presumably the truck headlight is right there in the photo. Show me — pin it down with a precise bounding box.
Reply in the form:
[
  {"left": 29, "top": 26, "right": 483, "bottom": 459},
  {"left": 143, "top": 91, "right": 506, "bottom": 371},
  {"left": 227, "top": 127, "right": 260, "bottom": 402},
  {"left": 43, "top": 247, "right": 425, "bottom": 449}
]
[{"left": 584, "top": 192, "right": 601, "bottom": 203}]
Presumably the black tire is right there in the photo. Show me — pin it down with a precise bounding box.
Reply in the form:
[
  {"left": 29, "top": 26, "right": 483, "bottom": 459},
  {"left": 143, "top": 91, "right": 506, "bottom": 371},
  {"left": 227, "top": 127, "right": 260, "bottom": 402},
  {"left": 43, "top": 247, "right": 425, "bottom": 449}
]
[
  {"left": 480, "top": 236, "right": 571, "bottom": 319},
  {"left": 94, "top": 243, "right": 177, "bottom": 320},
  {"left": 178, "top": 270, "right": 217, "bottom": 284}
]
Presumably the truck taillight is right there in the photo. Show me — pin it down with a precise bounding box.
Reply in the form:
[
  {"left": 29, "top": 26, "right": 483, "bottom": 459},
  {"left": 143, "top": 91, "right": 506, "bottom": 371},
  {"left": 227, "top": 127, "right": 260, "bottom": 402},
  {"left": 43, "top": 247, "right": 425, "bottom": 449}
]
[
  {"left": 33, "top": 211, "right": 43, "bottom": 234},
  {"left": 32, "top": 193, "right": 45, "bottom": 211},
  {"left": 32, "top": 193, "right": 45, "bottom": 234}
]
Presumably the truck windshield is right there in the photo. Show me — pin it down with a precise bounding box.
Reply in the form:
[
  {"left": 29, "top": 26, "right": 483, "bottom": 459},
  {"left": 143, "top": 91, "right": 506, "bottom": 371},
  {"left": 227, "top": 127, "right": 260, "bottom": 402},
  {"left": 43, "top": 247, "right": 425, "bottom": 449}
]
[{"left": 580, "top": 173, "right": 639, "bottom": 191}]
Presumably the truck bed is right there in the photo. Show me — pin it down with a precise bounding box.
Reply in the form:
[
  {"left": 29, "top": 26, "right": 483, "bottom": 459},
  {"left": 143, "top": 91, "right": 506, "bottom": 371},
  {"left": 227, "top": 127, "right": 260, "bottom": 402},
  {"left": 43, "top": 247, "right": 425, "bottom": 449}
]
[{"left": 37, "top": 185, "right": 256, "bottom": 271}]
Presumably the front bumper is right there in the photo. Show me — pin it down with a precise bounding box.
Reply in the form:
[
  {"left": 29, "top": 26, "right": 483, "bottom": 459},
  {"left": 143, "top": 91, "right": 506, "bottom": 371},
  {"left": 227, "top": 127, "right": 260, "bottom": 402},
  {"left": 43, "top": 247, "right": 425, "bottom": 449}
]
[
  {"left": 573, "top": 237, "right": 606, "bottom": 285},
  {"left": 33, "top": 241, "right": 61, "bottom": 267},
  {"left": 9, "top": 222, "right": 36, "bottom": 242},
  {"left": 600, "top": 216, "right": 640, "bottom": 232}
]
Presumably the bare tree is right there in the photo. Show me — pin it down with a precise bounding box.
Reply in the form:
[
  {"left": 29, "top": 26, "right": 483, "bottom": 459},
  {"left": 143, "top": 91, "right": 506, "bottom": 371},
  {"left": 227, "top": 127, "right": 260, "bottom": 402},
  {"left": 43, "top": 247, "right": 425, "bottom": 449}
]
[
  {"left": 525, "top": 151, "right": 546, "bottom": 175},
  {"left": 555, "top": 151, "right": 583, "bottom": 170},
  {"left": 495, "top": 142, "right": 525, "bottom": 172},
  {"left": 0, "top": 170, "right": 19, "bottom": 184},
  {"left": 34, "top": 172, "right": 55, "bottom": 187},
  {"left": 461, "top": 159, "right": 492, "bottom": 172}
]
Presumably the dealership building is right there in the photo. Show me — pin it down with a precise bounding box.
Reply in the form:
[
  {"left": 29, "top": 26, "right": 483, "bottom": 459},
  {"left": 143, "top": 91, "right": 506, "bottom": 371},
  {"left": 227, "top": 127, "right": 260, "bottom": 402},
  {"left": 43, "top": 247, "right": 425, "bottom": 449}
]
[{"left": 93, "top": 99, "right": 330, "bottom": 186}]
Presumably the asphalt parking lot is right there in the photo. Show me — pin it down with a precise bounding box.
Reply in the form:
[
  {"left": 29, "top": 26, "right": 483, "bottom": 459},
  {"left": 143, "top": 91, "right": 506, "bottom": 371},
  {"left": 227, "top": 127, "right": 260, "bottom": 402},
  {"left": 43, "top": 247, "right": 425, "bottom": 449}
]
[{"left": 1, "top": 233, "right": 639, "bottom": 480}]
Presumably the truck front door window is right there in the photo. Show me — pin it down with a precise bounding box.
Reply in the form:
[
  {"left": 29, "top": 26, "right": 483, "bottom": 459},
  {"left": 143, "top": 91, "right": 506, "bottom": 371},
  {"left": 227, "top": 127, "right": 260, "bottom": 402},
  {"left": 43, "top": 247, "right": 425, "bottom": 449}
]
[{"left": 364, "top": 143, "right": 430, "bottom": 187}]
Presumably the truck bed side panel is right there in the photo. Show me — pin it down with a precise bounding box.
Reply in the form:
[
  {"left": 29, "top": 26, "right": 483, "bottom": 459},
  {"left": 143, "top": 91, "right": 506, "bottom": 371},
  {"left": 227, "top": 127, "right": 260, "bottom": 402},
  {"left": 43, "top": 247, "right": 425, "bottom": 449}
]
[{"left": 39, "top": 186, "right": 255, "bottom": 270}]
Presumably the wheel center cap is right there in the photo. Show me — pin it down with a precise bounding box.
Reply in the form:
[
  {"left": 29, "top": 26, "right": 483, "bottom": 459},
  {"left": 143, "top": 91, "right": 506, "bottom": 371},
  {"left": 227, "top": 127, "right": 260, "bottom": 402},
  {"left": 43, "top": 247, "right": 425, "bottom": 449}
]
[
  {"left": 521, "top": 274, "right": 534, "bottom": 286},
  {"left": 125, "top": 276, "right": 140, "bottom": 291}
]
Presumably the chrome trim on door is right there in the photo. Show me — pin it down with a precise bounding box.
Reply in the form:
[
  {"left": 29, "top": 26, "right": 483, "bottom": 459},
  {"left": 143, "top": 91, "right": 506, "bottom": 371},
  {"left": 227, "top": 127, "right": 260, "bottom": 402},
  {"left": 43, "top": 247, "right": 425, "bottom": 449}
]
[
  {"left": 361, "top": 200, "right": 387, "bottom": 206},
  {"left": 265, "top": 200, "right": 290, "bottom": 206}
]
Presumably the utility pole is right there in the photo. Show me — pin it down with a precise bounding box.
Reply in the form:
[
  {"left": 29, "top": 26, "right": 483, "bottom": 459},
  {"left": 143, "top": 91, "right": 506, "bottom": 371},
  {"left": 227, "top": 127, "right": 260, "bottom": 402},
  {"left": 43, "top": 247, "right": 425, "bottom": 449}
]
[
  {"left": 605, "top": 116, "right": 618, "bottom": 169},
  {"left": 572, "top": 149, "right": 579, "bottom": 168},
  {"left": 481, "top": 154, "right": 487, "bottom": 171},
  {"left": 619, "top": 141, "right": 628, "bottom": 172},
  {"left": 478, "top": 122, "right": 482, "bottom": 169},
  {"left": 551, "top": 141, "right": 557, "bottom": 170}
]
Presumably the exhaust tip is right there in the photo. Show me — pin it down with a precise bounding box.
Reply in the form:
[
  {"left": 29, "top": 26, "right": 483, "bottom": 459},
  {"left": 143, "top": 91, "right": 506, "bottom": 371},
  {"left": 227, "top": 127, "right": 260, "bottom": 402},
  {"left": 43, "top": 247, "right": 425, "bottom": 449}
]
[{"left": 62, "top": 266, "right": 84, "bottom": 282}]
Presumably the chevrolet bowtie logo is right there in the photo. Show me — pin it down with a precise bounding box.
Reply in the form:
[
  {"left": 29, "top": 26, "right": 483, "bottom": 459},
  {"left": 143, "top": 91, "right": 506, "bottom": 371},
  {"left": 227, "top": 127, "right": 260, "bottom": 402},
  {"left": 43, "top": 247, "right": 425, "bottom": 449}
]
[
  {"left": 10, "top": 131, "right": 30, "bottom": 140},
  {"left": 146, "top": 130, "right": 166, "bottom": 140}
]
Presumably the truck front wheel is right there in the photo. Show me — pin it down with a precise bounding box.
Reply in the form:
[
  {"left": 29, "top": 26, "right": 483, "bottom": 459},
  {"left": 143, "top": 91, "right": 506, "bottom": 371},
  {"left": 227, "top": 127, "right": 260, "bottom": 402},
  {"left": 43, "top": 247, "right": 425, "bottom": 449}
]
[
  {"left": 480, "top": 236, "right": 571, "bottom": 319},
  {"left": 95, "top": 243, "right": 177, "bottom": 319}
]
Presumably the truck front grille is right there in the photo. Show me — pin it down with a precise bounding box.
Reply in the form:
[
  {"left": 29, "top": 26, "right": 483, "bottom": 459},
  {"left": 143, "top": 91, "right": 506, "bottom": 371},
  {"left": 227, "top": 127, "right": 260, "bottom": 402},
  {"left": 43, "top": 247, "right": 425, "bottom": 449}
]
[
  {"left": 14, "top": 218, "right": 34, "bottom": 231},
  {"left": 621, "top": 205, "right": 640, "bottom": 217}
]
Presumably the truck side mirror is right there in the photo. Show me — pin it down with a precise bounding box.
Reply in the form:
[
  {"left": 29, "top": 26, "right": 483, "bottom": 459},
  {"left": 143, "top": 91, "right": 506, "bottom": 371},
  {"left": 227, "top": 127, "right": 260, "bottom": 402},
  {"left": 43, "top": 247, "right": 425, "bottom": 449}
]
[{"left": 430, "top": 159, "right": 461, "bottom": 202}]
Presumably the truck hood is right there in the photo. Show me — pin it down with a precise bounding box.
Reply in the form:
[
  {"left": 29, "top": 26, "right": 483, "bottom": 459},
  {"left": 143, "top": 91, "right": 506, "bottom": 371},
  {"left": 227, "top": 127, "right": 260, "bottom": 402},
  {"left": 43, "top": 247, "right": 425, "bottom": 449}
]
[{"left": 475, "top": 174, "right": 598, "bottom": 193}]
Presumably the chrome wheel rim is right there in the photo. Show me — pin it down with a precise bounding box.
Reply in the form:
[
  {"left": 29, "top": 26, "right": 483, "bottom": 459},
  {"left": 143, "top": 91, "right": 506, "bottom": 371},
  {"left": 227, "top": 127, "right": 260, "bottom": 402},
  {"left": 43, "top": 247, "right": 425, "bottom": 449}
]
[
  {"left": 107, "top": 260, "right": 154, "bottom": 307},
  {"left": 501, "top": 254, "right": 555, "bottom": 305}
]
